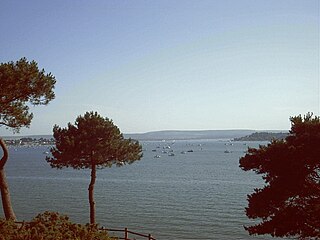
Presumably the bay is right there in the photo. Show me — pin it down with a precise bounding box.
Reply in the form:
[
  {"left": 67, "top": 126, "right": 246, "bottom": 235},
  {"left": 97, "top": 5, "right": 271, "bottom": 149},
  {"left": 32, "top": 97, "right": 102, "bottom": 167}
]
[{"left": 2, "top": 140, "right": 277, "bottom": 239}]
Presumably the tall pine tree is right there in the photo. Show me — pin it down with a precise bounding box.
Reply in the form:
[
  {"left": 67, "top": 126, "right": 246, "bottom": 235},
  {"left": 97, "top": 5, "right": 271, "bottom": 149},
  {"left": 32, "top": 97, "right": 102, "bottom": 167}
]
[{"left": 46, "top": 111, "right": 143, "bottom": 224}]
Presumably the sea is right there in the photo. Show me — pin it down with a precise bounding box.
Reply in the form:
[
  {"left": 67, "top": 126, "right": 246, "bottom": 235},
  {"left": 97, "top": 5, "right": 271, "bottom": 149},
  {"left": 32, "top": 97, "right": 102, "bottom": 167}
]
[{"left": 2, "top": 139, "right": 280, "bottom": 240}]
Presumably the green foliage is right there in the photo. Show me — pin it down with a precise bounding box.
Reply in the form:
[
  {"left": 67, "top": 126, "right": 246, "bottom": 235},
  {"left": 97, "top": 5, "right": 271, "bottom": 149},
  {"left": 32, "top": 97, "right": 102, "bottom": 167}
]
[
  {"left": 239, "top": 113, "right": 320, "bottom": 239},
  {"left": 0, "top": 57, "right": 56, "bottom": 131},
  {"left": 0, "top": 211, "right": 115, "bottom": 240},
  {"left": 47, "top": 111, "right": 142, "bottom": 169}
]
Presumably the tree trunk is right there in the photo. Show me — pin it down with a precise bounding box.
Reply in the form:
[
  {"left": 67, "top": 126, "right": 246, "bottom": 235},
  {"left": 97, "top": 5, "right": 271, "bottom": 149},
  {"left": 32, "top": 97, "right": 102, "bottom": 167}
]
[
  {"left": 88, "top": 162, "right": 96, "bottom": 224},
  {"left": 0, "top": 138, "right": 16, "bottom": 220}
]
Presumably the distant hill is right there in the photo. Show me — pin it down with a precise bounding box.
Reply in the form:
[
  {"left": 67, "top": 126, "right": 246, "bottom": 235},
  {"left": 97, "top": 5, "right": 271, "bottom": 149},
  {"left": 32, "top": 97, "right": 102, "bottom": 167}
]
[
  {"left": 234, "top": 131, "right": 289, "bottom": 141},
  {"left": 125, "top": 130, "right": 257, "bottom": 140}
]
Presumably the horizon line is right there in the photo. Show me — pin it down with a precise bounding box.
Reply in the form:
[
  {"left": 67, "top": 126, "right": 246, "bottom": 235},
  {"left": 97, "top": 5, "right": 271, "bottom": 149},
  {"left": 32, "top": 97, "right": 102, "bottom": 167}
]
[{"left": 1, "top": 128, "right": 290, "bottom": 138}]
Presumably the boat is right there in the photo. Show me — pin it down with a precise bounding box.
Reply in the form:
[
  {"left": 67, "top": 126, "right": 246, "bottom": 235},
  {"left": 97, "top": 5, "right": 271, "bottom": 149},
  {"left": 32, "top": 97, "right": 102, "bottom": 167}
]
[
  {"left": 187, "top": 150, "right": 194, "bottom": 152},
  {"left": 168, "top": 153, "right": 175, "bottom": 157},
  {"left": 154, "top": 155, "right": 161, "bottom": 158}
]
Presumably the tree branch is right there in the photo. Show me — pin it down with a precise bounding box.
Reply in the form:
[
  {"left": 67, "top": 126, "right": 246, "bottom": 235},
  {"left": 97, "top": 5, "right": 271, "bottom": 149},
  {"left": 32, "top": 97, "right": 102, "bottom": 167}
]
[
  {"left": 0, "top": 122, "right": 13, "bottom": 127},
  {"left": 0, "top": 121, "right": 19, "bottom": 129}
]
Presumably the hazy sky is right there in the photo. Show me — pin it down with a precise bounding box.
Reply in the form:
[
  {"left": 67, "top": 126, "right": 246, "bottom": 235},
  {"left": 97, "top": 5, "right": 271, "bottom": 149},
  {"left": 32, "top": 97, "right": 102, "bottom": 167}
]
[{"left": 0, "top": 0, "right": 319, "bottom": 135}]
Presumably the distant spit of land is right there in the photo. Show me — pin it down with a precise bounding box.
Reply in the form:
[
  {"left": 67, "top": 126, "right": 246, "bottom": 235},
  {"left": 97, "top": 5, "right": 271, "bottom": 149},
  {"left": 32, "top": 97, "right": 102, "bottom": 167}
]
[
  {"left": 2, "top": 130, "right": 289, "bottom": 144},
  {"left": 233, "top": 131, "right": 289, "bottom": 141}
]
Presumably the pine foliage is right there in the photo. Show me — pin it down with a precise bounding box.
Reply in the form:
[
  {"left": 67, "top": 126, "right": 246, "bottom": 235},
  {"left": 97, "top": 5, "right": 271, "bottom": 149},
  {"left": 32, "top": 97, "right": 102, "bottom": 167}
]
[
  {"left": 239, "top": 113, "right": 320, "bottom": 239},
  {"left": 0, "top": 58, "right": 56, "bottom": 131},
  {"left": 47, "top": 111, "right": 142, "bottom": 169}
]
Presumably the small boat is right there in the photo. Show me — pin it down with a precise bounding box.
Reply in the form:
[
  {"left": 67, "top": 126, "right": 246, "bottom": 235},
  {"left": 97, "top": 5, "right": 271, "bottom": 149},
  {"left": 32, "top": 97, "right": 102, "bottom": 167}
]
[
  {"left": 168, "top": 153, "right": 175, "bottom": 157},
  {"left": 187, "top": 150, "right": 194, "bottom": 152},
  {"left": 224, "top": 150, "right": 231, "bottom": 153},
  {"left": 154, "top": 155, "right": 161, "bottom": 158},
  {"left": 180, "top": 151, "right": 186, "bottom": 154}
]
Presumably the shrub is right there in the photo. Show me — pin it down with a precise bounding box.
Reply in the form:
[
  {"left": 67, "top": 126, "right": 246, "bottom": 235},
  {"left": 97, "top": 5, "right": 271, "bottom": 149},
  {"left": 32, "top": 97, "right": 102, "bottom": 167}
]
[{"left": 0, "top": 211, "right": 115, "bottom": 240}]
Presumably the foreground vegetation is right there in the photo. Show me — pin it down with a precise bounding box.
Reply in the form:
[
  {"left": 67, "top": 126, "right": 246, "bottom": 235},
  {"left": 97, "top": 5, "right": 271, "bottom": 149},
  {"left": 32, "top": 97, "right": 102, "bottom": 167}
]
[{"left": 0, "top": 211, "right": 114, "bottom": 240}]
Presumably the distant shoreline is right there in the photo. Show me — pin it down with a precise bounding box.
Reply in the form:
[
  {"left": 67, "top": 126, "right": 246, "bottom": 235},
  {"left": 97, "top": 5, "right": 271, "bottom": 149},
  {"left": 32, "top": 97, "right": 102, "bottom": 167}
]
[{"left": 2, "top": 129, "right": 288, "bottom": 142}]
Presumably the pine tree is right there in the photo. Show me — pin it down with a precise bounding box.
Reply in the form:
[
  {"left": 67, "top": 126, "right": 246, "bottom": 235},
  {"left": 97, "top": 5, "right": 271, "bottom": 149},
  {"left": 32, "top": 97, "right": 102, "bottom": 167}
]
[
  {"left": 0, "top": 58, "right": 56, "bottom": 220},
  {"left": 240, "top": 113, "right": 320, "bottom": 239},
  {"left": 46, "top": 111, "right": 143, "bottom": 224}
]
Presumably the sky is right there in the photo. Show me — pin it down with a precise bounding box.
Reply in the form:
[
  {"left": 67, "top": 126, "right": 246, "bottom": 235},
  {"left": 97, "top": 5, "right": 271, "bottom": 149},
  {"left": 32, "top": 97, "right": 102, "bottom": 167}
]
[{"left": 0, "top": 0, "right": 319, "bottom": 135}]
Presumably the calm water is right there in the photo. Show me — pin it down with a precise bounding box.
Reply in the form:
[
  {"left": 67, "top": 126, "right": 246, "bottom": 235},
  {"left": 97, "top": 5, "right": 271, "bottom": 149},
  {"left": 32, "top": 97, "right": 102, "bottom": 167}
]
[{"left": 2, "top": 140, "right": 277, "bottom": 239}]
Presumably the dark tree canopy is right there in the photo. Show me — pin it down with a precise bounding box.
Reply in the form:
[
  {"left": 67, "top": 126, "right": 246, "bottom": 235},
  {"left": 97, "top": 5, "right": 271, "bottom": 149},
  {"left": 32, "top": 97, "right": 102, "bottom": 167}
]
[
  {"left": 0, "top": 57, "right": 56, "bottom": 131},
  {"left": 46, "top": 111, "right": 142, "bottom": 224},
  {"left": 239, "top": 113, "right": 320, "bottom": 239}
]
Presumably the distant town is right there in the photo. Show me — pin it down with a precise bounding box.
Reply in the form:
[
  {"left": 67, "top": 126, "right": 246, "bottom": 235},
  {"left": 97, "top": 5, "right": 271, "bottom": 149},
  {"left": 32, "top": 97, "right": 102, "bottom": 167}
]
[{"left": 4, "top": 137, "right": 55, "bottom": 146}]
